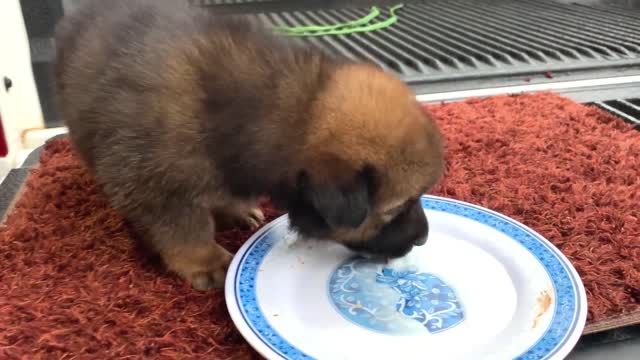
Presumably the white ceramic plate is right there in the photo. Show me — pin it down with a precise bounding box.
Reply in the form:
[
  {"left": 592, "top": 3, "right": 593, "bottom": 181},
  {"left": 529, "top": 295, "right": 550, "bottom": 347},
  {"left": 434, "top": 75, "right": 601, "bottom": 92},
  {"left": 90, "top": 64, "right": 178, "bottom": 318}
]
[{"left": 225, "top": 195, "right": 587, "bottom": 360}]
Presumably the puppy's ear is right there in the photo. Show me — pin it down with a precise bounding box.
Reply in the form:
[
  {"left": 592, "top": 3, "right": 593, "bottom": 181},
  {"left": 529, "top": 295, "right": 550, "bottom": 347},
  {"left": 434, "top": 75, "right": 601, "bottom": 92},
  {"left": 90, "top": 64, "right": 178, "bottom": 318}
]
[{"left": 299, "top": 166, "right": 376, "bottom": 229}]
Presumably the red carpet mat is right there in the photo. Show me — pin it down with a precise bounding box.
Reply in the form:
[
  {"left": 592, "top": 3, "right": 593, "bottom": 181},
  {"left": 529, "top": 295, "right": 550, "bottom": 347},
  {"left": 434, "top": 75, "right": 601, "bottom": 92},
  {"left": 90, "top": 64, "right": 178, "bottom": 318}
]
[{"left": 1, "top": 92, "right": 638, "bottom": 358}]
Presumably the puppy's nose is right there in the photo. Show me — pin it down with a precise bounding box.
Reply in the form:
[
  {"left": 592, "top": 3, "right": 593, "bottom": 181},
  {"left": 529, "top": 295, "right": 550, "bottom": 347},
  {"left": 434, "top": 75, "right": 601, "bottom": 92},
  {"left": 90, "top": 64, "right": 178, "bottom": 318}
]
[{"left": 413, "top": 235, "right": 427, "bottom": 246}]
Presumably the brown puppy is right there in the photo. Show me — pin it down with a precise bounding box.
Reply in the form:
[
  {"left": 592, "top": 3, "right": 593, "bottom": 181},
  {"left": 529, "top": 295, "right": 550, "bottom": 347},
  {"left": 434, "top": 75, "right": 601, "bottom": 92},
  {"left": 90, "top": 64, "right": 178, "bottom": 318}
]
[{"left": 53, "top": 0, "right": 444, "bottom": 290}]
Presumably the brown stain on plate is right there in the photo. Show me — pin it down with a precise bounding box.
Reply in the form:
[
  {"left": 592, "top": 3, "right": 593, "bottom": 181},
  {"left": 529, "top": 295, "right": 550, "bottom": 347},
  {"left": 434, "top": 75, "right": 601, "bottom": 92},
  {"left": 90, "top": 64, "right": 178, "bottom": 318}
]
[{"left": 532, "top": 289, "right": 554, "bottom": 329}]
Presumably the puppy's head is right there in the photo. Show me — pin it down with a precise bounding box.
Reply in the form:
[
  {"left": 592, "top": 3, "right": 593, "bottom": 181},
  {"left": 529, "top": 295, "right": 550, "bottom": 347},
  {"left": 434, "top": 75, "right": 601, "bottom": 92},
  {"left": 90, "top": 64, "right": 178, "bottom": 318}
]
[{"left": 288, "top": 63, "right": 444, "bottom": 259}]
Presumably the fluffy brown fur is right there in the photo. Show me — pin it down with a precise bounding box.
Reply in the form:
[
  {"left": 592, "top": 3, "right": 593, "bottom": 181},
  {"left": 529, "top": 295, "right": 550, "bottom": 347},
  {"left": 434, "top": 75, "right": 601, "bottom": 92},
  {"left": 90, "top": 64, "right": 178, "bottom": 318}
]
[{"left": 53, "top": 0, "right": 444, "bottom": 289}]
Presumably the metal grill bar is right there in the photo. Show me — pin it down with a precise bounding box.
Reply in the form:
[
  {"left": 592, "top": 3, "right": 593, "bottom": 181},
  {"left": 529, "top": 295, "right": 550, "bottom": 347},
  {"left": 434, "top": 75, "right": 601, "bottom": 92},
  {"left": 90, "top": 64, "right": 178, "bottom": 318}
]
[
  {"left": 595, "top": 98, "right": 640, "bottom": 128},
  {"left": 192, "top": 0, "right": 275, "bottom": 5},
  {"left": 441, "top": 1, "right": 608, "bottom": 59},
  {"left": 567, "top": 2, "right": 640, "bottom": 28},
  {"left": 414, "top": 2, "right": 582, "bottom": 62},
  {"left": 247, "top": 0, "right": 640, "bottom": 84},
  {"left": 517, "top": 1, "right": 640, "bottom": 44},
  {"left": 453, "top": 0, "right": 633, "bottom": 57}
]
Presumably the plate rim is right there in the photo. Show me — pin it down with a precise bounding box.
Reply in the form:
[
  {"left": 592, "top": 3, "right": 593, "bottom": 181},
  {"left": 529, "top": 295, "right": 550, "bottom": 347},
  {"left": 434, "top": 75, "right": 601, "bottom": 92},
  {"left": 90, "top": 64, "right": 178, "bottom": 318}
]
[{"left": 225, "top": 195, "right": 588, "bottom": 360}]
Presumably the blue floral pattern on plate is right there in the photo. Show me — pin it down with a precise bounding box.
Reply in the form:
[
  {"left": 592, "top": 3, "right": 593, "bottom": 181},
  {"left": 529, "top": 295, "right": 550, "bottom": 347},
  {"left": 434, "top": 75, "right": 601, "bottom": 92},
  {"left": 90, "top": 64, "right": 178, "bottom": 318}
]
[
  {"left": 232, "top": 196, "right": 582, "bottom": 360},
  {"left": 329, "top": 257, "right": 464, "bottom": 334}
]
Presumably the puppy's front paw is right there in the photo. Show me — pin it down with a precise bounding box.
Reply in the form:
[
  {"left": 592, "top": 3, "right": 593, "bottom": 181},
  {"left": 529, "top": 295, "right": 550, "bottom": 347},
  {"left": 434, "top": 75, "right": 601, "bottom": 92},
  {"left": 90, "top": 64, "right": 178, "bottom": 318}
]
[
  {"left": 188, "top": 256, "right": 231, "bottom": 290},
  {"left": 244, "top": 207, "right": 266, "bottom": 228},
  {"left": 214, "top": 203, "right": 265, "bottom": 231},
  {"left": 163, "top": 243, "right": 233, "bottom": 290}
]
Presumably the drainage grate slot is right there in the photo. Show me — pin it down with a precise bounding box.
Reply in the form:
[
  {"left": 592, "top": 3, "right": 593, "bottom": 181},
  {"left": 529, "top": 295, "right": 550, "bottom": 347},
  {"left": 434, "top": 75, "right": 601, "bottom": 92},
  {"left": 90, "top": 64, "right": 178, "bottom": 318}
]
[{"left": 594, "top": 98, "right": 640, "bottom": 128}]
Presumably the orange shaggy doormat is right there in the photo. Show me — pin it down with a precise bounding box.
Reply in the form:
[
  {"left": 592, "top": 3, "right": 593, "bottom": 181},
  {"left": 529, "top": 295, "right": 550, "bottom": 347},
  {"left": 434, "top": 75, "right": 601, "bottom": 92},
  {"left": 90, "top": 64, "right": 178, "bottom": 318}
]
[{"left": 0, "top": 92, "right": 639, "bottom": 359}]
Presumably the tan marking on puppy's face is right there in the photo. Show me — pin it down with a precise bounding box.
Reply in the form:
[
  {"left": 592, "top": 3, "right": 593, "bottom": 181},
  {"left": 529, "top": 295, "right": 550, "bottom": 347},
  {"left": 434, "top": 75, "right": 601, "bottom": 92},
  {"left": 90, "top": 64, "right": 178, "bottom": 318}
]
[{"left": 288, "top": 64, "right": 445, "bottom": 258}]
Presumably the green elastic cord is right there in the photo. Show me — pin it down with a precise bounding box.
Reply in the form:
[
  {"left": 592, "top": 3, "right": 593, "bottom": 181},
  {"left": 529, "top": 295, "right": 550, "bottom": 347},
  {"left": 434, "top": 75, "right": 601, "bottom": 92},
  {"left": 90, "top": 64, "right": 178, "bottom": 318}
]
[
  {"left": 273, "top": 6, "right": 382, "bottom": 34},
  {"left": 274, "top": 4, "right": 404, "bottom": 37}
]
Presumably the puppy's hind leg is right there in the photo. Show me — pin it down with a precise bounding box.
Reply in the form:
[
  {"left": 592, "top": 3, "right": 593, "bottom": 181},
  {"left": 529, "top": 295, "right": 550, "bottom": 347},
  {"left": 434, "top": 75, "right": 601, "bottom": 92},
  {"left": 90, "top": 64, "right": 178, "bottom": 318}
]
[{"left": 145, "top": 204, "right": 232, "bottom": 290}]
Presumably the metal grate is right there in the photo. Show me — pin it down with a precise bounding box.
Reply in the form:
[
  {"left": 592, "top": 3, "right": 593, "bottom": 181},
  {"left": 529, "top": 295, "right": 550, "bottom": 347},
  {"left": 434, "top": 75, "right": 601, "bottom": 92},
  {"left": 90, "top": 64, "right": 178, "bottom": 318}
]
[
  {"left": 21, "top": 0, "right": 640, "bottom": 126},
  {"left": 248, "top": 0, "right": 640, "bottom": 84},
  {"left": 191, "top": 0, "right": 275, "bottom": 5},
  {"left": 594, "top": 98, "right": 640, "bottom": 129}
]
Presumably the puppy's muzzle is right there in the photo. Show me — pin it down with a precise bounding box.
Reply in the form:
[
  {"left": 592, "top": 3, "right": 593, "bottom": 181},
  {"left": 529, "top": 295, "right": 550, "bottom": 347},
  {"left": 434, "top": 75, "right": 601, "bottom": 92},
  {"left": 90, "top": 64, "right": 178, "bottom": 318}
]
[
  {"left": 346, "top": 199, "right": 429, "bottom": 258},
  {"left": 413, "top": 233, "right": 428, "bottom": 246}
]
